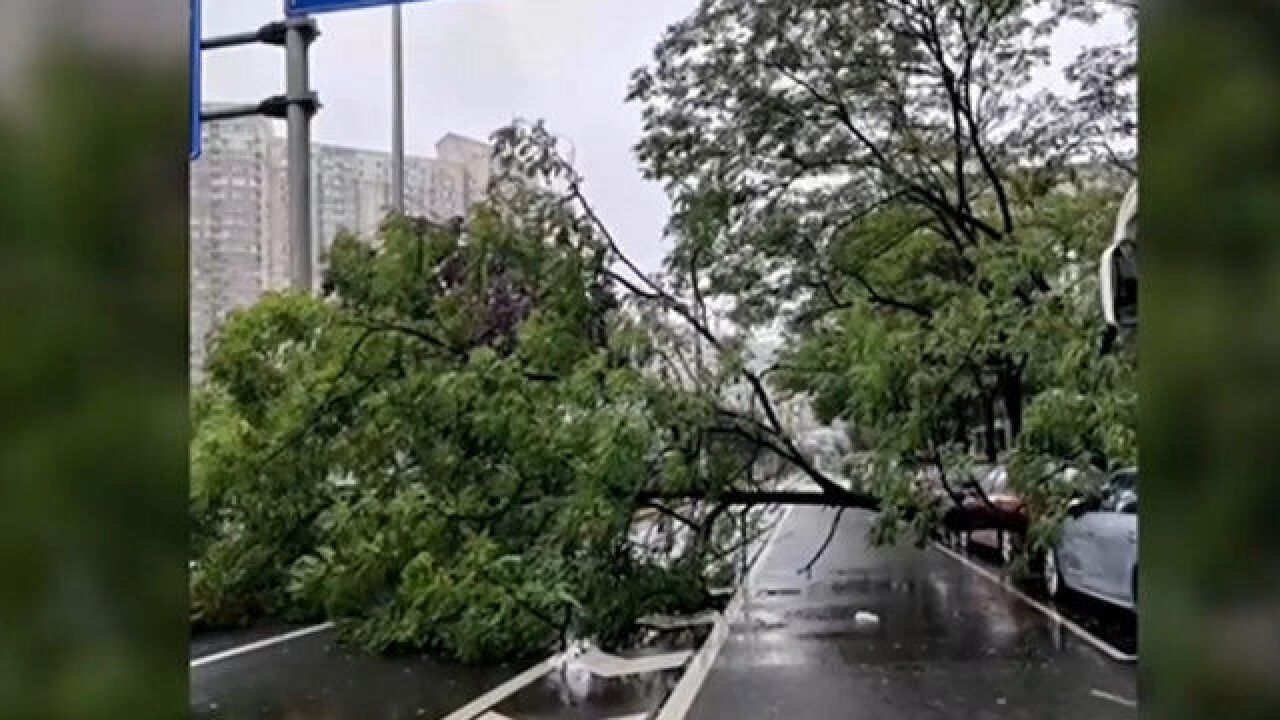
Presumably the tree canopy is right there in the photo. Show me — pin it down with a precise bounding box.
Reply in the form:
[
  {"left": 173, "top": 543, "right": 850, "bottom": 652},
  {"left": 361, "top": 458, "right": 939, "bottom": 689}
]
[
  {"left": 190, "top": 178, "right": 783, "bottom": 661},
  {"left": 191, "top": 0, "right": 1137, "bottom": 659},
  {"left": 627, "top": 0, "right": 1136, "bottom": 542}
]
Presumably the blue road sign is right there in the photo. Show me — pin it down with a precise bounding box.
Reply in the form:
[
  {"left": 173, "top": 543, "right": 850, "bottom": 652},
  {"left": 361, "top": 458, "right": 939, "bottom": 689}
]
[
  {"left": 287, "top": 0, "right": 428, "bottom": 16},
  {"left": 190, "top": 0, "right": 202, "bottom": 160}
]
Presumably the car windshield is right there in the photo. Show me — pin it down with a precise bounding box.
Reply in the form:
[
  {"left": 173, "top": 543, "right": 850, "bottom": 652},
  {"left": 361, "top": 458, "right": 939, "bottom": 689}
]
[{"left": 982, "top": 466, "right": 1008, "bottom": 494}]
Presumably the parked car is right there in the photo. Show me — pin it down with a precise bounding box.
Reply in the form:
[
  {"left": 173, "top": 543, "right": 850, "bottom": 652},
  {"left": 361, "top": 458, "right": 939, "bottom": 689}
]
[
  {"left": 1043, "top": 468, "right": 1138, "bottom": 610},
  {"left": 964, "top": 465, "right": 1028, "bottom": 564},
  {"left": 946, "top": 464, "right": 1091, "bottom": 566},
  {"left": 938, "top": 463, "right": 1015, "bottom": 555}
]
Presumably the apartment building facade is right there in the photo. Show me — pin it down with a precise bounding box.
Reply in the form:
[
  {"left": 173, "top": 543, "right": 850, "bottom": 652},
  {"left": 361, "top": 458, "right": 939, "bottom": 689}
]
[{"left": 190, "top": 114, "right": 492, "bottom": 383}]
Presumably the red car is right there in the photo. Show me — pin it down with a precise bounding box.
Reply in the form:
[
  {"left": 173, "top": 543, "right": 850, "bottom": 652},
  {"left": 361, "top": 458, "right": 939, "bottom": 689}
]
[{"left": 941, "top": 465, "right": 1027, "bottom": 564}]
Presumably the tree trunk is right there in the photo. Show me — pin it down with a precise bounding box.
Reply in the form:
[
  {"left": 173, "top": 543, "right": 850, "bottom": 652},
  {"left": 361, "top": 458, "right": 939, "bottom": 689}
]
[
  {"left": 999, "top": 367, "right": 1023, "bottom": 442},
  {"left": 636, "top": 489, "right": 880, "bottom": 510},
  {"left": 981, "top": 393, "right": 998, "bottom": 462}
]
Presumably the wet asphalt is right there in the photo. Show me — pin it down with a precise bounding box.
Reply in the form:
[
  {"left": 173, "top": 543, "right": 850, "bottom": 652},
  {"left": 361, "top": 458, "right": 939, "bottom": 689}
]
[
  {"left": 192, "top": 505, "right": 1137, "bottom": 719},
  {"left": 962, "top": 542, "right": 1138, "bottom": 657},
  {"left": 191, "top": 628, "right": 526, "bottom": 719},
  {"left": 190, "top": 618, "right": 707, "bottom": 719},
  {"left": 684, "top": 506, "right": 1138, "bottom": 720}
]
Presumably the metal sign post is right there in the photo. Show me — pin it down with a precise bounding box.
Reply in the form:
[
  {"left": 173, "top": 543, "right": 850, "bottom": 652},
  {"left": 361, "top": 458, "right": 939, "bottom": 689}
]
[
  {"left": 286, "top": 0, "right": 441, "bottom": 216},
  {"left": 190, "top": 0, "right": 202, "bottom": 160},
  {"left": 391, "top": 2, "right": 405, "bottom": 214},
  {"left": 199, "top": 15, "right": 320, "bottom": 292},
  {"left": 285, "top": 18, "right": 320, "bottom": 291}
]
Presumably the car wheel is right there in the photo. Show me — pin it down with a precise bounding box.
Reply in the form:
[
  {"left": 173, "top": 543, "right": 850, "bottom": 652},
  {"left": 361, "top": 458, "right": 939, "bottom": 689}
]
[
  {"left": 1044, "top": 549, "right": 1063, "bottom": 599},
  {"left": 1000, "top": 531, "right": 1016, "bottom": 566}
]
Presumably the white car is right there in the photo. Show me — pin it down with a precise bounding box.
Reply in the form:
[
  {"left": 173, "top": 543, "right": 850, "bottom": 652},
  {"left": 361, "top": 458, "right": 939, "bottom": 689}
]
[{"left": 1043, "top": 468, "right": 1138, "bottom": 610}]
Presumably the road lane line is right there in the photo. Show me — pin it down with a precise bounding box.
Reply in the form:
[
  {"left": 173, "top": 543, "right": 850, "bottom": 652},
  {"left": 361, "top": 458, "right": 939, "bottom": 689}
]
[
  {"left": 578, "top": 648, "right": 693, "bottom": 677},
  {"left": 190, "top": 622, "right": 335, "bottom": 668},
  {"left": 1090, "top": 688, "right": 1138, "bottom": 707},
  {"left": 653, "top": 504, "right": 798, "bottom": 720},
  {"left": 440, "top": 653, "right": 565, "bottom": 720},
  {"left": 932, "top": 542, "right": 1138, "bottom": 664}
]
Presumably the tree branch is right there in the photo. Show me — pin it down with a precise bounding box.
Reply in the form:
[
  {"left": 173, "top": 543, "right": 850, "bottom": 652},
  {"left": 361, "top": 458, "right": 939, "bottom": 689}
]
[
  {"left": 636, "top": 489, "right": 878, "bottom": 510},
  {"left": 640, "top": 499, "right": 702, "bottom": 534},
  {"left": 798, "top": 507, "right": 844, "bottom": 578},
  {"left": 846, "top": 270, "right": 934, "bottom": 318}
]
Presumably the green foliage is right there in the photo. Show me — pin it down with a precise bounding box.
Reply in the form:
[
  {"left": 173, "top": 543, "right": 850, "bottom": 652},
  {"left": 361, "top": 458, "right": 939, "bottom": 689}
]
[
  {"left": 631, "top": 0, "right": 1138, "bottom": 548},
  {"left": 191, "top": 208, "right": 731, "bottom": 661},
  {"left": 192, "top": 0, "right": 1141, "bottom": 663}
]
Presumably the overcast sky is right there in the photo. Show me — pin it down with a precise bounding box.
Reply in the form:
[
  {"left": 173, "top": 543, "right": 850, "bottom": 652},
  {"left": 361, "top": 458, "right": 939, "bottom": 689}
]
[
  {"left": 203, "top": 0, "right": 695, "bottom": 273},
  {"left": 202, "top": 0, "right": 1127, "bottom": 275}
]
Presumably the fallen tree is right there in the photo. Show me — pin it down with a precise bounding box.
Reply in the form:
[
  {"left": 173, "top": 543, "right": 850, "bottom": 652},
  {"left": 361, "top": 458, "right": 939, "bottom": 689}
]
[
  {"left": 189, "top": 179, "right": 860, "bottom": 662},
  {"left": 190, "top": 0, "right": 1137, "bottom": 662}
]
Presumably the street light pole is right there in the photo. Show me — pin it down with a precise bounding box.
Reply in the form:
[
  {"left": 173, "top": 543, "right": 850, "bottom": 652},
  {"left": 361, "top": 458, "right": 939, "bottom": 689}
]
[
  {"left": 285, "top": 17, "right": 318, "bottom": 291},
  {"left": 390, "top": 2, "right": 405, "bottom": 214}
]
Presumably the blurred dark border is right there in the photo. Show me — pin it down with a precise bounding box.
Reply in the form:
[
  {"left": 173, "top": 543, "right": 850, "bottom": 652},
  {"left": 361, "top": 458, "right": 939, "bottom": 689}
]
[
  {"left": 0, "top": 2, "right": 188, "bottom": 718},
  {"left": 1142, "top": 0, "right": 1280, "bottom": 718}
]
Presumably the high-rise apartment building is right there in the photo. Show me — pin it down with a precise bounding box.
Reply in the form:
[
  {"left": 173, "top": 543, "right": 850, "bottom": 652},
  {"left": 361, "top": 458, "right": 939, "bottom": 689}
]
[
  {"left": 190, "top": 113, "right": 280, "bottom": 382},
  {"left": 190, "top": 113, "right": 493, "bottom": 383}
]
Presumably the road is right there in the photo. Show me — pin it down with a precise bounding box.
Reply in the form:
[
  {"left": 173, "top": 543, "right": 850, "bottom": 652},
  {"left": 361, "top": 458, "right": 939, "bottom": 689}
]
[
  {"left": 192, "top": 505, "right": 1137, "bottom": 719},
  {"left": 191, "top": 626, "right": 528, "bottom": 719},
  {"left": 190, "top": 617, "right": 704, "bottom": 719},
  {"left": 679, "top": 506, "right": 1138, "bottom": 720}
]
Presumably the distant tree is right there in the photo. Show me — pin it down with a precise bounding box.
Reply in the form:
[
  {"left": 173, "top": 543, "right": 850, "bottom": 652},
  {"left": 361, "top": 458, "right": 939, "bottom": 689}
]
[{"left": 1055, "top": 0, "right": 1138, "bottom": 175}]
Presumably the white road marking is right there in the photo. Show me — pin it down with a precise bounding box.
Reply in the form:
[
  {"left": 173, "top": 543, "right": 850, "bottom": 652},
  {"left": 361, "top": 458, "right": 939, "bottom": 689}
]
[
  {"left": 440, "top": 653, "right": 565, "bottom": 720},
  {"left": 446, "top": 486, "right": 805, "bottom": 720},
  {"left": 480, "top": 712, "right": 649, "bottom": 720},
  {"left": 190, "top": 622, "right": 335, "bottom": 668},
  {"left": 577, "top": 649, "right": 693, "bottom": 677},
  {"left": 1090, "top": 688, "right": 1138, "bottom": 707},
  {"left": 653, "top": 504, "right": 797, "bottom": 720},
  {"left": 932, "top": 543, "right": 1138, "bottom": 664}
]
